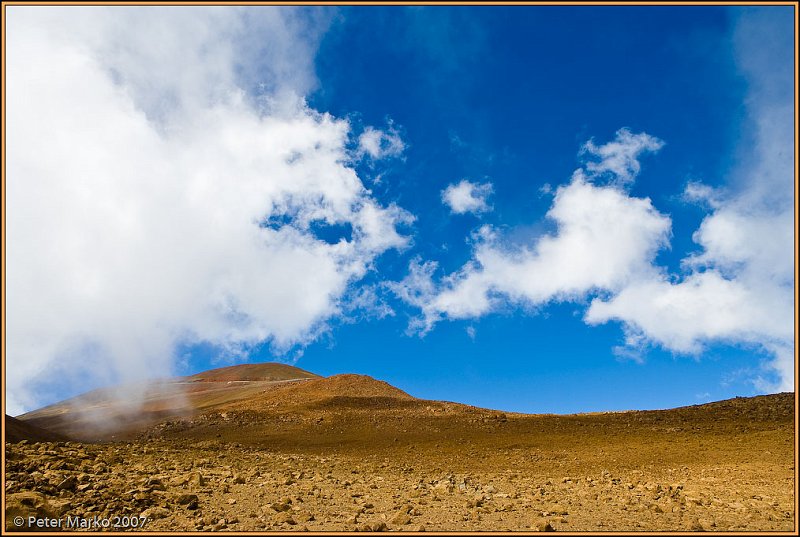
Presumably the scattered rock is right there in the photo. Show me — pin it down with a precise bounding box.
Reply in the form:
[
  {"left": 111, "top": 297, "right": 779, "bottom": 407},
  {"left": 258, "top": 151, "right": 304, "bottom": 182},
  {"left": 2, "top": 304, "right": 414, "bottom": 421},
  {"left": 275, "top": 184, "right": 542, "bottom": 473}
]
[
  {"left": 176, "top": 493, "right": 199, "bottom": 510},
  {"left": 390, "top": 511, "right": 411, "bottom": 525},
  {"left": 56, "top": 476, "right": 78, "bottom": 491},
  {"left": 188, "top": 473, "right": 205, "bottom": 487},
  {"left": 146, "top": 477, "right": 166, "bottom": 491},
  {"left": 4, "top": 391, "right": 793, "bottom": 533},
  {"left": 274, "top": 512, "right": 296, "bottom": 525},
  {"left": 271, "top": 502, "right": 292, "bottom": 512},
  {"left": 142, "top": 506, "right": 170, "bottom": 520},
  {"left": 168, "top": 476, "right": 188, "bottom": 487}
]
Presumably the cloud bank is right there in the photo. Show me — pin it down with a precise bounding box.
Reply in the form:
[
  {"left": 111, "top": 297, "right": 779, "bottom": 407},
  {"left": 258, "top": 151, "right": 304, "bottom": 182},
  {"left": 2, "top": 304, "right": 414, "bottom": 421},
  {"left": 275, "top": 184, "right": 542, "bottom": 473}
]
[{"left": 6, "top": 7, "right": 411, "bottom": 414}]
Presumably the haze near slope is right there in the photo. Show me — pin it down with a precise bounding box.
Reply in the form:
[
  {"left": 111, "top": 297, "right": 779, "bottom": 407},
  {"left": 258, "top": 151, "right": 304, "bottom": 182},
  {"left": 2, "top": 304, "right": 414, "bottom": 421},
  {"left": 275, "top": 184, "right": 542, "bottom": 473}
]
[{"left": 16, "top": 363, "right": 320, "bottom": 441}]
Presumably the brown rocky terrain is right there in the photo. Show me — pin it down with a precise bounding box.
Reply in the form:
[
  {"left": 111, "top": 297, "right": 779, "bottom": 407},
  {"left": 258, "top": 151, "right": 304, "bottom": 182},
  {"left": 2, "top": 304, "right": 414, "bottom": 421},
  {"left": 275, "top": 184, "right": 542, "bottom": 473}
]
[{"left": 4, "top": 363, "right": 796, "bottom": 532}]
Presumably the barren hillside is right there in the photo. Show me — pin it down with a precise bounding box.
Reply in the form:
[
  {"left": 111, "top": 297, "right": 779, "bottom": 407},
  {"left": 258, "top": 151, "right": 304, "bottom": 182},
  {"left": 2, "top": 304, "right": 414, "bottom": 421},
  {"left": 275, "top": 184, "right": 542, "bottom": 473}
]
[{"left": 5, "top": 363, "right": 795, "bottom": 532}]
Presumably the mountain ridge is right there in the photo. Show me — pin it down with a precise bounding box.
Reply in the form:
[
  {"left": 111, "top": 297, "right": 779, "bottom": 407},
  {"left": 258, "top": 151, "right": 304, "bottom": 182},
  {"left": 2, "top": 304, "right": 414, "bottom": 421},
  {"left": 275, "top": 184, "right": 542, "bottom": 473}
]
[{"left": 8, "top": 361, "right": 795, "bottom": 446}]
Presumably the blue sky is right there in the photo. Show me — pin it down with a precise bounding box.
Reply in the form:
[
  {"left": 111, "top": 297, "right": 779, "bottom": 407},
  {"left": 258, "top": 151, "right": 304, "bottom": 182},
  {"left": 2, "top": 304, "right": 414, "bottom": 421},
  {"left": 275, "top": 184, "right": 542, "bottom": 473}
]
[{"left": 6, "top": 5, "right": 795, "bottom": 415}]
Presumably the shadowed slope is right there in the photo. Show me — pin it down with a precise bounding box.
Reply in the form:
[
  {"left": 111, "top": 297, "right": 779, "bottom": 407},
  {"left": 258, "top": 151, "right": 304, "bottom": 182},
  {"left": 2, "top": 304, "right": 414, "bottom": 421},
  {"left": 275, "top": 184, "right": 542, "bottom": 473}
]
[{"left": 5, "top": 415, "right": 70, "bottom": 443}]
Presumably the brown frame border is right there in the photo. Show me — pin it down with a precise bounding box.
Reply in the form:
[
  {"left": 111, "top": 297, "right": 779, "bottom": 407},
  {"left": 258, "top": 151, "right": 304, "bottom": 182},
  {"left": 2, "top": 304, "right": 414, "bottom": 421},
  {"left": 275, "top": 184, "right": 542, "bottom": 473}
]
[{"left": 0, "top": 1, "right": 797, "bottom": 535}]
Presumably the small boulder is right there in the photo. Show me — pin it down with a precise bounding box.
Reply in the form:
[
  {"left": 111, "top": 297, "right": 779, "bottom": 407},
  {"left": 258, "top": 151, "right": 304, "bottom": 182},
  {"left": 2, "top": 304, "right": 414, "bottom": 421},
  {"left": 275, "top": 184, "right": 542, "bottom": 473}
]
[
  {"left": 274, "top": 512, "right": 296, "bottom": 525},
  {"left": 271, "top": 502, "right": 292, "bottom": 512},
  {"left": 168, "top": 476, "right": 188, "bottom": 487},
  {"left": 188, "top": 473, "right": 205, "bottom": 487},
  {"left": 537, "top": 521, "right": 556, "bottom": 532},
  {"left": 142, "top": 506, "right": 170, "bottom": 520},
  {"left": 175, "top": 493, "right": 199, "bottom": 510},
  {"left": 390, "top": 511, "right": 411, "bottom": 525},
  {"left": 146, "top": 477, "right": 166, "bottom": 491},
  {"left": 57, "top": 476, "right": 78, "bottom": 491}
]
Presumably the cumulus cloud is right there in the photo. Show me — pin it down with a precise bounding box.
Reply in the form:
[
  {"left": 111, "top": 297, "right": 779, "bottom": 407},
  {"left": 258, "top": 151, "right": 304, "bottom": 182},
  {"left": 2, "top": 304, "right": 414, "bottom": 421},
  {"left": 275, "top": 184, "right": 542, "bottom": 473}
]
[
  {"left": 441, "top": 179, "right": 494, "bottom": 215},
  {"left": 6, "top": 6, "right": 411, "bottom": 414},
  {"left": 682, "top": 181, "right": 723, "bottom": 209},
  {"left": 357, "top": 125, "right": 405, "bottom": 160},
  {"left": 581, "top": 128, "right": 665, "bottom": 186},
  {"left": 586, "top": 272, "right": 791, "bottom": 354},
  {"left": 588, "top": 8, "right": 795, "bottom": 391},
  {"left": 393, "top": 136, "right": 669, "bottom": 333}
]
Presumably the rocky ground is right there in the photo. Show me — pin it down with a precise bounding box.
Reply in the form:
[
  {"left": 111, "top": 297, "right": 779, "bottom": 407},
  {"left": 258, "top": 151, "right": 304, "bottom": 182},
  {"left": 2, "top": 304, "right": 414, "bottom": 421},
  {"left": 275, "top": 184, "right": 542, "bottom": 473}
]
[
  {"left": 5, "top": 437, "right": 795, "bottom": 531},
  {"left": 4, "top": 370, "right": 796, "bottom": 532}
]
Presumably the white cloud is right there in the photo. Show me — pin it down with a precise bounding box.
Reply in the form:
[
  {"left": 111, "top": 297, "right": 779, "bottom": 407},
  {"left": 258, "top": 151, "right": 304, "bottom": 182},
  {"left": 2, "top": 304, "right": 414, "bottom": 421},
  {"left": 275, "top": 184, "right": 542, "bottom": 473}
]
[
  {"left": 341, "top": 285, "right": 396, "bottom": 322},
  {"left": 387, "top": 258, "right": 441, "bottom": 334},
  {"left": 397, "top": 36, "right": 794, "bottom": 395},
  {"left": 586, "top": 272, "right": 791, "bottom": 354},
  {"left": 686, "top": 208, "right": 793, "bottom": 284},
  {"left": 441, "top": 179, "right": 494, "bottom": 215},
  {"left": 395, "top": 145, "right": 671, "bottom": 332},
  {"left": 586, "top": 267, "right": 794, "bottom": 392},
  {"left": 589, "top": 8, "right": 795, "bottom": 392},
  {"left": 682, "top": 181, "right": 722, "bottom": 209},
  {"left": 6, "top": 6, "right": 411, "bottom": 414},
  {"left": 581, "top": 128, "right": 664, "bottom": 186},
  {"left": 357, "top": 125, "right": 405, "bottom": 160}
]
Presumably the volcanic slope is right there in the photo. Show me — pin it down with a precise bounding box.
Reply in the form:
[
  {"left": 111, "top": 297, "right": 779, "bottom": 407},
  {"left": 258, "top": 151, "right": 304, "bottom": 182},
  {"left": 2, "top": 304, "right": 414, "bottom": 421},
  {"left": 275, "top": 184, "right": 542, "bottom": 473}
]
[
  {"left": 15, "top": 362, "right": 320, "bottom": 441},
  {"left": 5, "top": 364, "right": 795, "bottom": 532}
]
